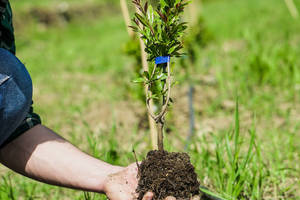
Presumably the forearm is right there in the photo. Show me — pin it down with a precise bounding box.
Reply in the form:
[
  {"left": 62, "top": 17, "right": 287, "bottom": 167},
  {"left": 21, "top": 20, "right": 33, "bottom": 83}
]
[{"left": 0, "top": 125, "right": 123, "bottom": 193}]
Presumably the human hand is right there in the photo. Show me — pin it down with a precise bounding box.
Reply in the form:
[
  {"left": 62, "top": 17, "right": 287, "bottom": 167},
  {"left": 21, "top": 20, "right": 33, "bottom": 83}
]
[
  {"left": 103, "top": 163, "right": 200, "bottom": 200},
  {"left": 104, "top": 163, "right": 152, "bottom": 200}
]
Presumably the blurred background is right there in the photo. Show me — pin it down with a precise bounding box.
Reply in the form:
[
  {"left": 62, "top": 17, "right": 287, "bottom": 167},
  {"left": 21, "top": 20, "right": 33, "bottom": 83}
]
[{"left": 0, "top": 0, "right": 299, "bottom": 199}]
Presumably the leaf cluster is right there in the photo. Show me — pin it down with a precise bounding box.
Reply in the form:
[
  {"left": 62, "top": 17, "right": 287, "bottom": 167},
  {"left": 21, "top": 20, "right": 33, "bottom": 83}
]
[
  {"left": 133, "top": 70, "right": 168, "bottom": 101},
  {"left": 131, "top": 0, "right": 189, "bottom": 61}
]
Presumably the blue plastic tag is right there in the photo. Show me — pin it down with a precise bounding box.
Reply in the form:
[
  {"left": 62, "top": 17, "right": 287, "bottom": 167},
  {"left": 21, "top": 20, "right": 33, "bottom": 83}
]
[{"left": 155, "top": 56, "right": 170, "bottom": 64}]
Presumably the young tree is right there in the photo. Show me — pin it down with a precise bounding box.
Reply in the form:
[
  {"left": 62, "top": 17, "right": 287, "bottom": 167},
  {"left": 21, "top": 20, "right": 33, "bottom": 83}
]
[{"left": 131, "top": 0, "right": 189, "bottom": 151}]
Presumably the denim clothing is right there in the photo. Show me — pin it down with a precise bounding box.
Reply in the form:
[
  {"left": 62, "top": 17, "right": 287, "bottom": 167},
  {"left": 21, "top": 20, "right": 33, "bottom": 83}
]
[
  {"left": 0, "top": 0, "right": 15, "bottom": 54},
  {"left": 0, "top": 48, "right": 32, "bottom": 146}
]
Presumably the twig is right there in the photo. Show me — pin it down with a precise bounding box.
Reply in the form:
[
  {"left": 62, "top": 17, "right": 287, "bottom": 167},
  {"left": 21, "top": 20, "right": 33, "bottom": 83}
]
[
  {"left": 154, "top": 61, "right": 172, "bottom": 122},
  {"left": 132, "top": 149, "right": 141, "bottom": 177},
  {"left": 146, "top": 91, "right": 157, "bottom": 120},
  {"left": 150, "top": 63, "right": 157, "bottom": 79}
]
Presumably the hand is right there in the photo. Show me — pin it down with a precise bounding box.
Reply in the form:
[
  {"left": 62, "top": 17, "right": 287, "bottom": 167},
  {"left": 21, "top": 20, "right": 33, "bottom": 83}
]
[
  {"left": 104, "top": 163, "right": 148, "bottom": 200},
  {"left": 103, "top": 163, "right": 200, "bottom": 200}
]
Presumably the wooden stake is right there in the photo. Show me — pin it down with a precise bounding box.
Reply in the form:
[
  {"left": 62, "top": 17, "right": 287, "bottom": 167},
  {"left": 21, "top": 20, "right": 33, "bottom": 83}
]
[
  {"left": 138, "top": 20, "right": 158, "bottom": 151},
  {"left": 120, "top": 0, "right": 135, "bottom": 37},
  {"left": 284, "top": 0, "right": 299, "bottom": 19},
  {"left": 135, "top": 7, "right": 158, "bottom": 150},
  {"left": 148, "top": 100, "right": 158, "bottom": 150},
  {"left": 188, "top": 0, "right": 199, "bottom": 25}
]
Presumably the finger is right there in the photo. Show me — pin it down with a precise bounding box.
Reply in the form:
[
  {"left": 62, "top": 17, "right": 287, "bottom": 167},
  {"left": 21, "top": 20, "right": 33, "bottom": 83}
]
[
  {"left": 165, "top": 196, "right": 176, "bottom": 200},
  {"left": 191, "top": 195, "right": 200, "bottom": 200},
  {"left": 142, "top": 192, "right": 154, "bottom": 200},
  {"left": 129, "top": 162, "right": 141, "bottom": 174}
]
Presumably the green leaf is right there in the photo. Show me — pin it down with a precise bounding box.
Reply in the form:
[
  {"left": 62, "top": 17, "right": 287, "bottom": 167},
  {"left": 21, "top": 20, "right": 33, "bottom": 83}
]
[
  {"left": 143, "top": 71, "right": 150, "bottom": 79},
  {"left": 135, "top": 13, "right": 148, "bottom": 27},
  {"left": 160, "top": 0, "right": 167, "bottom": 8},
  {"left": 157, "top": 73, "right": 168, "bottom": 81},
  {"left": 150, "top": 94, "right": 159, "bottom": 100},
  {"left": 132, "top": 77, "right": 145, "bottom": 83},
  {"left": 168, "top": 45, "right": 177, "bottom": 54},
  {"left": 144, "top": 2, "right": 148, "bottom": 13},
  {"left": 147, "top": 5, "right": 154, "bottom": 23},
  {"left": 128, "top": 25, "right": 139, "bottom": 32}
]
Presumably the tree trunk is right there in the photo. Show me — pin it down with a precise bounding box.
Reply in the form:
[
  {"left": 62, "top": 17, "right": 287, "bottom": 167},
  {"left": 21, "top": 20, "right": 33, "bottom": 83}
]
[{"left": 157, "top": 121, "right": 164, "bottom": 151}]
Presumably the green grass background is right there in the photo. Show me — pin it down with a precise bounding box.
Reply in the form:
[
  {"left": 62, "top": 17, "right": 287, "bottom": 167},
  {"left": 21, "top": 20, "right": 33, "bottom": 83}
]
[{"left": 0, "top": 0, "right": 299, "bottom": 199}]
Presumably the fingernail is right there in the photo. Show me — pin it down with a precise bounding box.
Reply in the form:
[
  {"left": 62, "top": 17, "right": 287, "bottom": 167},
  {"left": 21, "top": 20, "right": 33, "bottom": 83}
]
[
  {"left": 192, "top": 196, "right": 200, "bottom": 200},
  {"left": 165, "top": 196, "right": 176, "bottom": 200},
  {"left": 145, "top": 192, "right": 153, "bottom": 200}
]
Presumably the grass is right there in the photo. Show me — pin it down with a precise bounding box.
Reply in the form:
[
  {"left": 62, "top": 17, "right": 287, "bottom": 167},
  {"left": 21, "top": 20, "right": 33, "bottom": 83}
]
[
  {"left": 190, "top": 100, "right": 264, "bottom": 199},
  {"left": 0, "top": 0, "right": 299, "bottom": 199}
]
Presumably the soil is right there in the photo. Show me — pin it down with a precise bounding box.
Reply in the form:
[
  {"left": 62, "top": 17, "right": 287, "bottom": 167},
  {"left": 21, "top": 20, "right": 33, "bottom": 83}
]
[{"left": 136, "top": 150, "right": 201, "bottom": 200}]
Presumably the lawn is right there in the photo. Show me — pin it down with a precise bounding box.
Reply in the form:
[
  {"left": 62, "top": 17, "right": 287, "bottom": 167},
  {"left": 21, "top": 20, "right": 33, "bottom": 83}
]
[{"left": 0, "top": 0, "right": 299, "bottom": 199}]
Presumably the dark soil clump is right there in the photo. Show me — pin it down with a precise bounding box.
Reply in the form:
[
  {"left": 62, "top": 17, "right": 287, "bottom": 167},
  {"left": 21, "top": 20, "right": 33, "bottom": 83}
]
[{"left": 137, "top": 150, "right": 201, "bottom": 200}]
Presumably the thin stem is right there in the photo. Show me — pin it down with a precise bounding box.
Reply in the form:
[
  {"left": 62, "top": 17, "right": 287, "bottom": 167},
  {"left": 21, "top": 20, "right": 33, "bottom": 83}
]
[
  {"left": 132, "top": 149, "right": 141, "bottom": 177},
  {"left": 146, "top": 61, "right": 171, "bottom": 123},
  {"left": 157, "top": 120, "right": 164, "bottom": 151},
  {"left": 155, "top": 61, "right": 171, "bottom": 121},
  {"left": 145, "top": 60, "right": 172, "bottom": 151},
  {"left": 146, "top": 84, "right": 157, "bottom": 120},
  {"left": 150, "top": 63, "right": 157, "bottom": 79}
]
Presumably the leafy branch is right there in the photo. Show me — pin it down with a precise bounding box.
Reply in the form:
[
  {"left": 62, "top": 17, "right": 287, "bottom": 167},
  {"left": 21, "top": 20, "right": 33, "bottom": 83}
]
[{"left": 131, "top": 0, "right": 188, "bottom": 151}]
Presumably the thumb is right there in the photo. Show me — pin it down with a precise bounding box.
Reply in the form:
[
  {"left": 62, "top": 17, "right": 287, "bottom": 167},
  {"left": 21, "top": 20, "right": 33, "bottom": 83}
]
[
  {"left": 191, "top": 196, "right": 201, "bottom": 200},
  {"left": 165, "top": 197, "right": 176, "bottom": 200},
  {"left": 142, "top": 192, "right": 154, "bottom": 200}
]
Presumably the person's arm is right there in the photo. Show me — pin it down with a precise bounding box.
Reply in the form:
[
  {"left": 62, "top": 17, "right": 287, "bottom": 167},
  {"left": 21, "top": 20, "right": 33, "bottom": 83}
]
[
  {"left": 0, "top": 125, "right": 140, "bottom": 199},
  {"left": 0, "top": 125, "right": 123, "bottom": 192},
  {"left": 0, "top": 124, "right": 194, "bottom": 200}
]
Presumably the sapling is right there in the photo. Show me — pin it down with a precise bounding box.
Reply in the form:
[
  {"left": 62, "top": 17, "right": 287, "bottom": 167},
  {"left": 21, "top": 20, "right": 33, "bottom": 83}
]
[
  {"left": 131, "top": 1, "right": 201, "bottom": 199},
  {"left": 131, "top": 0, "right": 188, "bottom": 151}
]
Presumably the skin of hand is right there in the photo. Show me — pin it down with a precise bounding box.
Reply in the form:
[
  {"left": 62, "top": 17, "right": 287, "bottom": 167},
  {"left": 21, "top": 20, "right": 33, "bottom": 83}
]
[{"left": 104, "top": 162, "right": 148, "bottom": 200}]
